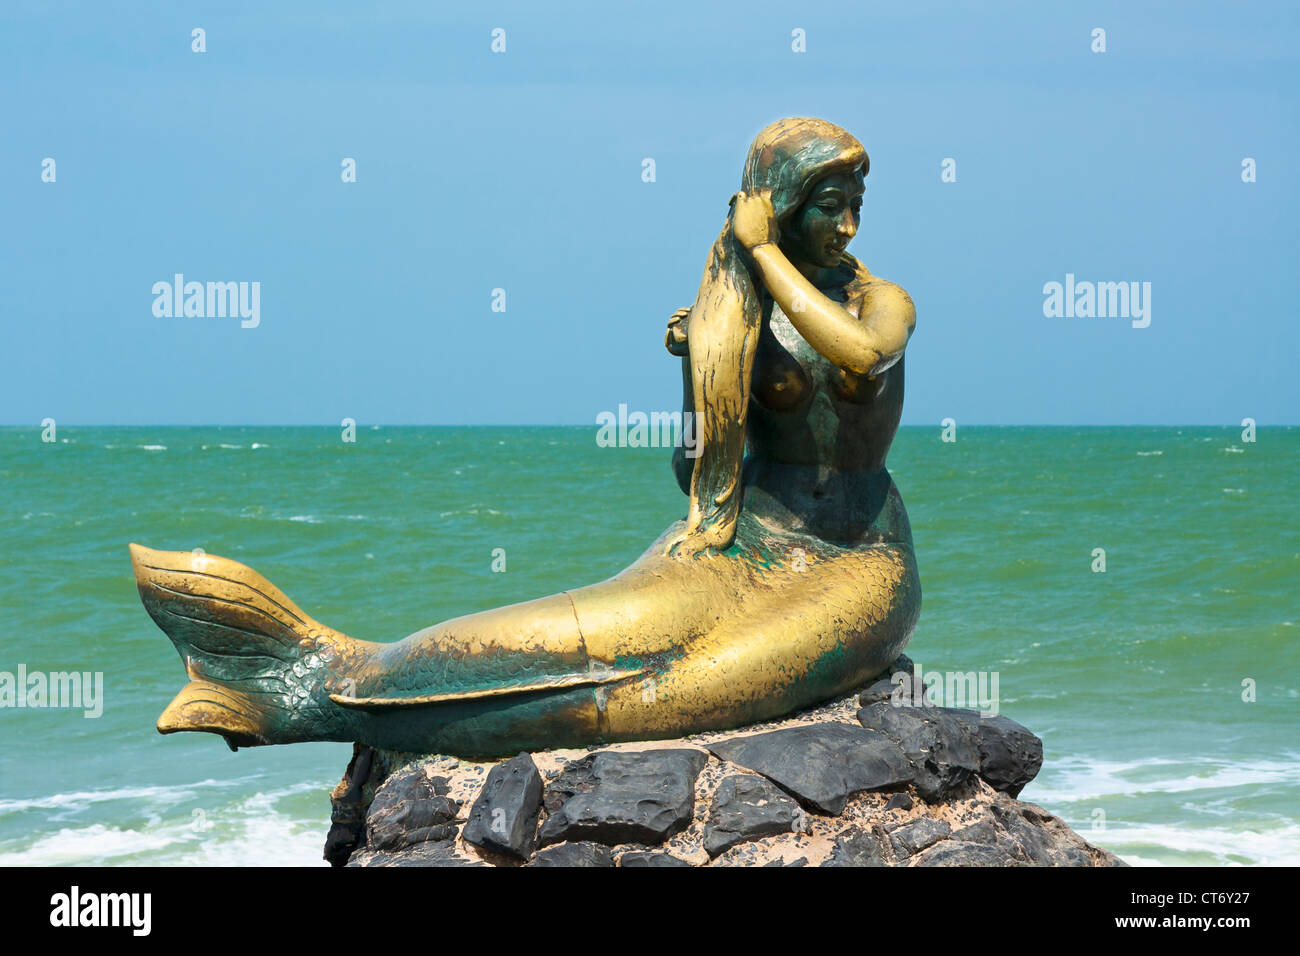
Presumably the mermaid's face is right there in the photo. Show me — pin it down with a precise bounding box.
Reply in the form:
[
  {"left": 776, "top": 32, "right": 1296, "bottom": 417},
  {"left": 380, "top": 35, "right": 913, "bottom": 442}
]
[{"left": 781, "top": 169, "right": 864, "bottom": 269}]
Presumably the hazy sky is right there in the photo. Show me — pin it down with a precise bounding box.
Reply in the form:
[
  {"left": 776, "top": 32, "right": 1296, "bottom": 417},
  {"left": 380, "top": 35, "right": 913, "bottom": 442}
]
[{"left": 3, "top": 1, "right": 1296, "bottom": 425}]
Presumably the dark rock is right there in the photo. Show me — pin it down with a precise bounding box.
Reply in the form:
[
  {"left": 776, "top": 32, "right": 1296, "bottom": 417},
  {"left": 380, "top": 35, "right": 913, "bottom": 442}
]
[
  {"left": 619, "top": 851, "right": 694, "bottom": 867},
  {"left": 856, "top": 702, "right": 981, "bottom": 801},
  {"left": 884, "top": 792, "right": 914, "bottom": 812},
  {"left": 538, "top": 749, "right": 707, "bottom": 847},
  {"left": 912, "top": 841, "right": 1018, "bottom": 867},
  {"left": 958, "top": 713, "right": 1044, "bottom": 797},
  {"left": 707, "top": 723, "right": 913, "bottom": 815},
  {"left": 324, "top": 744, "right": 374, "bottom": 867},
  {"left": 858, "top": 677, "right": 896, "bottom": 708},
  {"left": 990, "top": 796, "right": 1064, "bottom": 865},
  {"left": 859, "top": 673, "right": 928, "bottom": 708},
  {"left": 890, "top": 654, "right": 915, "bottom": 676},
  {"left": 704, "top": 774, "right": 804, "bottom": 858},
  {"left": 1057, "top": 845, "right": 1097, "bottom": 866},
  {"left": 887, "top": 816, "right": 951, "bottom": 857},
  {"left": 527, "top": 842, "right": 615, "bottom": 867},
  {"left": 823, "top": 827, "right": 888, "bottom": 867},
  {"left": 764, "top": 856, "right": 809, "bottom": 867},
  {"left": 365, "top": 766, "right": 460, "bottom": 853},
  {"left": 462, "top": 752, "right": 543, "bottom": 860},
  {"left": 347, "top": 839, "right": 484, "bottom": 867},
  {"left": 950, "top": 818, "right": 1004, "bottom": 846}
]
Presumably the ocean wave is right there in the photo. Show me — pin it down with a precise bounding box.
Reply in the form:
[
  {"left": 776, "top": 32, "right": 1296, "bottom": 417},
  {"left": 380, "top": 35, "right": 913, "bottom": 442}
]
[
  {"left": 1027, "top": 755, "right": 1300, "bottom": 804},
  {"left": 0, "top": 778, "right": 242, "bottom": 816},
  {"left": 0, "top": 781, "right": 331, "bottom": 867},
  {"left": 1097, "top": 821, "right": 1300, "bottom": 867}
]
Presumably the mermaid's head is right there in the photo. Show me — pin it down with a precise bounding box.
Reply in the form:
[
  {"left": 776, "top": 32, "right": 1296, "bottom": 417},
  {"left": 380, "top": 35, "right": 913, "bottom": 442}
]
[{"left": 740, "top": 117, "right": 869, "bottom": 269}]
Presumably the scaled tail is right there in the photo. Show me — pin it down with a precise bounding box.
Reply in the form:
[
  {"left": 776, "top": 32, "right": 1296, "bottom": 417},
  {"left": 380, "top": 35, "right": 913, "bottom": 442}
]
[{"left": 129, "top": 543, "right": 352, "bottom": 748}]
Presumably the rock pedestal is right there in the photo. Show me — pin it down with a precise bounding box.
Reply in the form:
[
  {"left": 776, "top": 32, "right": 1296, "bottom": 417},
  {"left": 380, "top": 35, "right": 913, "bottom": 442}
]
[{"left": 326, "top": 657, "right": 1123, "bottom": 868}]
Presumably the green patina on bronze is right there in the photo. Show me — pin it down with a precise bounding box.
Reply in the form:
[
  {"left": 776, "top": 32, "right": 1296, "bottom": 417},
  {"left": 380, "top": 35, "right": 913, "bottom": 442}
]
[{"left": 131, "top": 117, "right": 920, "bottom": 758}]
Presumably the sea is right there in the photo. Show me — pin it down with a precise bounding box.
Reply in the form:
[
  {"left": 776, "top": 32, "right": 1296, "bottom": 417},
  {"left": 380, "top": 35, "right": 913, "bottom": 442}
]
[{"left": 0, "top": 425, "right": 1296, "bottom": 866}]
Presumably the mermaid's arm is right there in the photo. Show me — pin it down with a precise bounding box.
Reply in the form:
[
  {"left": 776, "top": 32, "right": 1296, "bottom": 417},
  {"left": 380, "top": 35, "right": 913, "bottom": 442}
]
[
  {"left": 748, "top": 243, "right": 913, "bottom": 375},
  {"left": 733, "top": 190, "right": 915, "bottom": 376}
]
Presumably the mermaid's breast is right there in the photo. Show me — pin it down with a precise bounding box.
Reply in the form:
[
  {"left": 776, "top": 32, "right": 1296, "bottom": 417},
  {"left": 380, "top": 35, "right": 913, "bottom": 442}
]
[{"left": 752, "top": 342, "right": 811, "bottom": 412}]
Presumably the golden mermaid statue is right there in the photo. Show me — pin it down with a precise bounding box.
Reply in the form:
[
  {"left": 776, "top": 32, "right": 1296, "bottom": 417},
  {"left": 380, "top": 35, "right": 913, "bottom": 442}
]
[{"left": 131, "top": 117, "right": 920, "bottom": 757}]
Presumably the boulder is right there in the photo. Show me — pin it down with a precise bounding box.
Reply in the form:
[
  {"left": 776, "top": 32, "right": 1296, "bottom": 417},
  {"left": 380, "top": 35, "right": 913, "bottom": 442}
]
[
  {"left": 527, "top": 842, "right": 615, "bottom": 867},
  {"left": 961, "top": 714, "right": 1044, "bottom": 798},
  {"left": 538, "top": 749, "right": 707, "bottom": 847},
  {"left": 364, "top": 767, "right": 459, "bottom": 853},
  {"left": 856, "top": 701, "right": 981, "bottom": 800},
  {"left": 822, "top": 827, "right": 888, "bottom": 867},
  {"left": 704, "top": 774, "right": 805, "bottom": 857},
  {"left": 912, "top": 841, "right": 1019, "bottom": 867},
  {"left": 886, "top": 816, "right": 952, "bottom": 857},
  {"left": 348, "top": 839, "right": 483, "bottom": 867},
  {"left": 856, "top": 702, "right": 1043, "bottom": 799},
  {"left": 706, "top": 722, "right": 913, "bottom": 815},
  {"left": 462, "top": 752, "right": 543, "bottom": 860}
]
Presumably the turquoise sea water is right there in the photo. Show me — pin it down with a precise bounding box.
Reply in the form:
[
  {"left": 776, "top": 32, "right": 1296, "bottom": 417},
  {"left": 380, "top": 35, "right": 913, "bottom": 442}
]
[{"left": 0, "top": 425, "right": 1296, "bottom": 866}]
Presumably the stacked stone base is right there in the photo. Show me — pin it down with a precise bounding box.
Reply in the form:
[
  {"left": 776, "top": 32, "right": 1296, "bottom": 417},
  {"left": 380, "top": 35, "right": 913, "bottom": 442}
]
[{"left": 324, "top": 658, "right": 1123, "bottom": 868}]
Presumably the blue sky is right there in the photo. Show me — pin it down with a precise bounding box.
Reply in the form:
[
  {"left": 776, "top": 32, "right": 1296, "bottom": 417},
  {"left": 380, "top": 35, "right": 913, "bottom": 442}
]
[{"left": 2, "top": 1, "right": 1296, "bottom": 425}]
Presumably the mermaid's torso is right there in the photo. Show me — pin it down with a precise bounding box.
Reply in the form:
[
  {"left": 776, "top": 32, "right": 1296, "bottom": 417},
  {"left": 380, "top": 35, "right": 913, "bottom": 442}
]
[{"left": 742, "top": 259, "right": 911, "bottom": 549}]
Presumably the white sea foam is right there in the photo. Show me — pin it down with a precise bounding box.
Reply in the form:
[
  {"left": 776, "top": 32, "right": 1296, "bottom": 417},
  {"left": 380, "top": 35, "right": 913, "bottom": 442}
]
[
  {"left": 0, "top": 779, "right": 234, "bottom": 815},
  {"left": 1136, "top": 451, "right": 1163, "bottom": 456},
  {"left": 1028, "top": 755, "right": 1300, "bottom": 804},
  {"left": 0, "top": 781, "right": 331, "bottom": 867},
  {"left": 1023, "top": 755, "right": 1300, "bottom": 866},
  {"left": 0, "top": 823, "right": 179, "bottom": 865},
  {"left": 1096, "top": 821, "right": 1300, "bottom": 867}
]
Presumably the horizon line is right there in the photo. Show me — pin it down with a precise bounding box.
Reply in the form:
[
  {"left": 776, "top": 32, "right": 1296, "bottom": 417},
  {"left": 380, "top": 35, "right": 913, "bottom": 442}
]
[{"left": 2, "top": 422, "right": 1292, "bottom": 429}]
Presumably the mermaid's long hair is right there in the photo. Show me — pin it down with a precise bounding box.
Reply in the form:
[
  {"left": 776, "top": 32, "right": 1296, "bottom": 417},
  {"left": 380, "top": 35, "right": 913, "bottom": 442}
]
[{"left": 676, "top": 118, "right": 869, "bottom": 553}]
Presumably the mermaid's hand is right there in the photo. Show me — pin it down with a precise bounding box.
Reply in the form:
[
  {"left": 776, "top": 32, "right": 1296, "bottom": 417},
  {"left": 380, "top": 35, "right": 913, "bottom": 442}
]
[
  {"left": 731, "top": 188, "right": 779, "bottom": 250},
  {"left": 665, "top": 306, "right": 691, "bottom": 356}
]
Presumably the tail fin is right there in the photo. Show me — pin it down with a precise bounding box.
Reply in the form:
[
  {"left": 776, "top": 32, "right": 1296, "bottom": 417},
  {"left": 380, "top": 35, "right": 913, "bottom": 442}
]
[{"left": 130, "top": 543, "right": 349, "bottom": 747}]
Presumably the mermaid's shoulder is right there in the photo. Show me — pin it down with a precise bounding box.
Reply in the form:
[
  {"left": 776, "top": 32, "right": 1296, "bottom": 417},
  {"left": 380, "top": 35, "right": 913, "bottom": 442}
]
[{"left": 840, "top": 253, "right": 915, "bottom": 335}]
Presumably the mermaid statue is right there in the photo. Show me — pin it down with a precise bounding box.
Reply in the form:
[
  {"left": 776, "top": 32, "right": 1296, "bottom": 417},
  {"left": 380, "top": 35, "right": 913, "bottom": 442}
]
[{"left": 131, "top": 117, "right": 920, "bottom": 757}]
